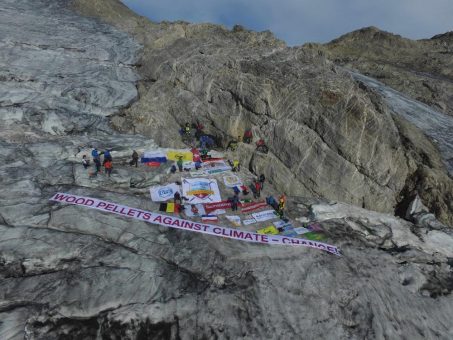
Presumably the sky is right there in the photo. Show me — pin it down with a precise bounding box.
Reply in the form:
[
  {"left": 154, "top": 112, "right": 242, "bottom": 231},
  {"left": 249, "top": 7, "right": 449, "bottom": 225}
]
[{"left": 121, "top": 0, "right": 453, "bottom": 46}]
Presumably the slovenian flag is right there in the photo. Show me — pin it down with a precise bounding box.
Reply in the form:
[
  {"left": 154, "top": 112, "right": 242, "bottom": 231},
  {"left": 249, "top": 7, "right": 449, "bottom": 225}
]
[
  {"left": 201, "top": 214, "right": 218, "bottom": 223},
  {"left": 159, "top": 202, "right": 181, "bottom": 213}
]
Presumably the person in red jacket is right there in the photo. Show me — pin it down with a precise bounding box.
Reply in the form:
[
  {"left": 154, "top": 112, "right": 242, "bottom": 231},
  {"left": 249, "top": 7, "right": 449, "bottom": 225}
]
[
  {"left": 243, "top": 129, "right": 253, "bottom": 143},
  {"left": 254, "top": 180, "right": 261, "bottom": 199},
  {"left": 104, "top": 160, "right": 113, "bottom": 177}
]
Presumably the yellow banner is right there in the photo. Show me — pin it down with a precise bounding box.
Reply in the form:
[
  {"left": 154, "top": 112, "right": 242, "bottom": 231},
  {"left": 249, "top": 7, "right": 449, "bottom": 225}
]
[
  {"left": 167, "top": 150, "right": 193, "bottom": 161},
  {"left": 257, "top": 225, "right": 279, "bottom": 235}
]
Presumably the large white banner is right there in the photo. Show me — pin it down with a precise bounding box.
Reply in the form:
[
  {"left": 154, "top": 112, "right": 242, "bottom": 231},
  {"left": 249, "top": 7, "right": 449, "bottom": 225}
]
[
  {"left": 49, "top": 193, "right": 341, "bottom": 256},
  {"left": 150, "top": 183, "right": 181, "bottom": 202},
  {"left": 182, "top": 178, "right": 222, "bottom": 204}
]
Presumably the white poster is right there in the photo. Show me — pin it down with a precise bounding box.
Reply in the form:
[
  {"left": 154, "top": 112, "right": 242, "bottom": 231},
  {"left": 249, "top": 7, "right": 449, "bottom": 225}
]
[
  {"left": 243, "top": 218, "right": 257, "bottom": 225},
  {"left": 184, "top": 204, "right": 206, "bottom": 217},
  {"left": 252, "top": 209, "right": 278, "bottom": 222},
  {"left": 150, "top": 183, "right": 181, "bottom": 202},
  {"left": 226, "top": 215, "right": 241, "bottom": 227},
  {"left": 223, "top": 174, "right": 243, "bottom": 188},
  {"left": 203, "top": 160, "right": 231, "bottom": 175},
  {"left": 182, "top": 178, "right": 222, "bottom": 204}
]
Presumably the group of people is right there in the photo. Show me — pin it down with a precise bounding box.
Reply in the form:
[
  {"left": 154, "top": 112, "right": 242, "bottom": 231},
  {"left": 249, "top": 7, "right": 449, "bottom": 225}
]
[
  {"left": 82, "top": 148, "right": 142, "bottom": 178},
  {"left": 266, "top": 193, "right": 287, "bottom": 218},
  {"left": 82, "top": 148, "right": 113, "bottom": 177}
]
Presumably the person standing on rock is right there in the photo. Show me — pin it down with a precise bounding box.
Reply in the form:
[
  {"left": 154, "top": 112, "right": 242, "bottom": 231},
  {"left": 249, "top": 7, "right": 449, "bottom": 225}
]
[
  {"left": 177, "top": 157, "right": 183, "bottom": 172},
  {"left": 91, "top": 147, "right": 99, "bottom": 161},
  {"left": 82, "top": 155, "right": 90, "bottom": 169},
  {"left": 243, "top": 129, "right": 253, "bottom": 144},
  {"left": 130, "top": 150, "right": 139, "bottom": 167},
  {"left": 254, "top": 180, "right": 261, "bottom": 199},
  {"left": 259, "top": 174, "right": 266, "bottom": 189},
  {"left": 277, "top": 202, "right": 285, "bottom": 219},
  {"left": 103, "top": 149, "right": 112, "bottom": 165},
  {"left": 92, "top": 148, "right": 101, "bottom": 174},
  {"left": 231, "top": 192, "right": 240, "bottom": 211},
  {"left": 174, "top": 191, "right": 182, "bottom": 205},
  {"left": 104, "top": 159, "right": 113, "bottom": 177},
  {"left": 279, "top": 193, "right": 286, "bottom": 210},
  {"left": 232, "top": 160, "right": 240, "bottom": 172}
]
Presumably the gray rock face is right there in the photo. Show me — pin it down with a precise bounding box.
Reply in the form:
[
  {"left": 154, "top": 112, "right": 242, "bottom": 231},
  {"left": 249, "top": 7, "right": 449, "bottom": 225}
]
[
  {"left": 0, "top": 0, "right": 140, "bottom": 134},
  {"left": 1, "top": 1, "right": 453, "bottom": 339},
  {"left": 324, "top": 26, "right": 453, "bottom": 117},
  {"left": 350, "top": 71, "right": 453, "bottom": 175}
]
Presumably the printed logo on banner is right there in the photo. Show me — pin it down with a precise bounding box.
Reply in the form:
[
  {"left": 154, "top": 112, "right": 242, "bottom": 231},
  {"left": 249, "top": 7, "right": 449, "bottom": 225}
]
[
  {"left": 158, "top": 187, "right": 174, "bottom": 199},
  {"left": 150, "top": 183, "right": 181, "bottom": 202},
  {"left": 182, "top": 178, "right": 222, "bottom": 204},
  {"left": 187, "top": 180, "right": 214, "bottom": 199}
]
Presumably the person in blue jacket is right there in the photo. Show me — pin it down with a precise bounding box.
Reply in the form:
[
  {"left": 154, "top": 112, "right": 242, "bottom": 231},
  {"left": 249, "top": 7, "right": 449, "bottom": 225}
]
[{"left": 103, "top": 149, "right": 112, "bottom": 164}]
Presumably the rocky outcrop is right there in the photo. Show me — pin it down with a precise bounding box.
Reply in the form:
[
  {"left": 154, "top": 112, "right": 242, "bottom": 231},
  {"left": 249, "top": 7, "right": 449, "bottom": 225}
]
[
  {"left": 72, "top": 1, "right": 453, "bottom": 225},
  {"left": 1, "top": 1, "right": 453, "bottom": 339},
  {"left": 323, "top": 26, "right": 453, "bottom": 116}
]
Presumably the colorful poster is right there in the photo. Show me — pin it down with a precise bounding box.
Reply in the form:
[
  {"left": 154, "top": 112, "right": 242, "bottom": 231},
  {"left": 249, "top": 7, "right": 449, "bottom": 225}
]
[
  {"left": 50, "top": 192, "right": 342, "bottom": 256},
  {"left": 223, "top": 175, "right": 243, "bottom": 188},
  {"left": 252, "top": 209, "right": 278, "bottom": 222},
  {"left": 184, "top": 204, "right": 206, "bottom": 217},
  {"left": 167, "top": 150, "right": 193, "bottom": 161},
  {"left": 274, "top": 220, "right": 294, "bottom": 230},
  {"left": 150, "top": 183, "right": 181, "bottom": 202},
  {"left": 182, "top": 178, "right": 222, "bottom": 204},
  {"left": 203, "top": 160, "right": 231, "bottom": 175},
  {"left": 257, "top": 226, "right": 279, "bottom": 235}
]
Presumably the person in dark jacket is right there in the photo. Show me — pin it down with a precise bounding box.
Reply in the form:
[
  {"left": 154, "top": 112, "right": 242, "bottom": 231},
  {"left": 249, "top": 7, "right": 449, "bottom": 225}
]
[
  {"left": 130, "top": 150, "right": 139, "bottom": 167},
  {"left": 176, "top": 157, "right": 183, "bottom": 172},
  {"left": 266, "top": 196, "right": 279, "bottom": 210},
  {"left": 259, "top": 174, "right": 266, "bottom": 189},
  {"left": 231, "top": 193, "right": 240, "bottom": 211},
  {"left": 174, "top": 191, "right": 182, "bottom": 205},
  {"left": 94, "top": 157, "right": 101, "bottom": 174}
]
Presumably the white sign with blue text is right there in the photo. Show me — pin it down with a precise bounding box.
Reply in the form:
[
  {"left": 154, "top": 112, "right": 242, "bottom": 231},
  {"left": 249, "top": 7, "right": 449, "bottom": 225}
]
[{"left": 150, "top": 183, "right": 181, "bottom": 202}]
